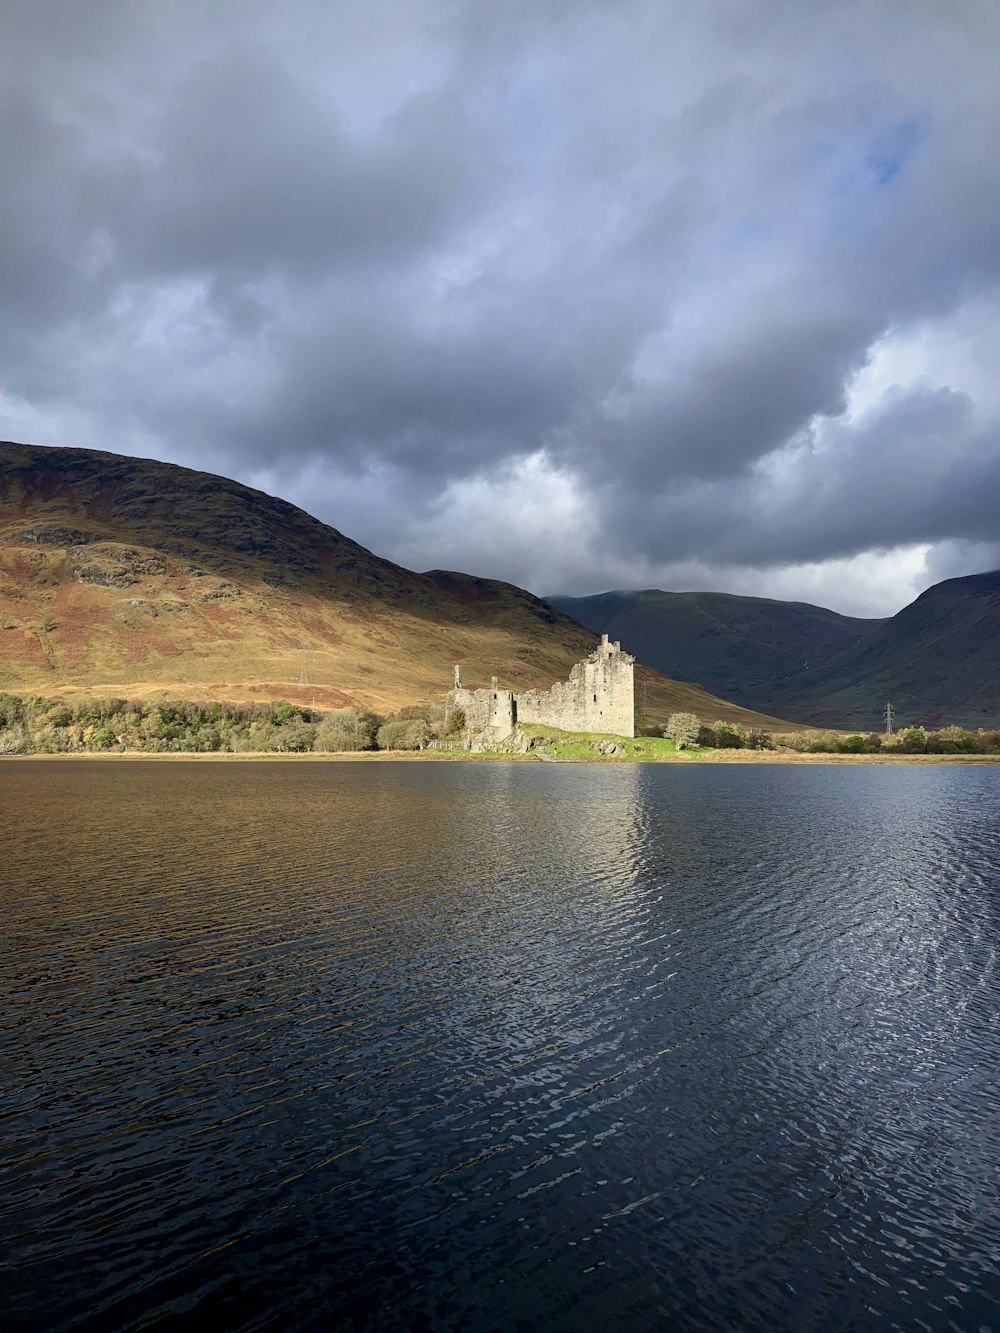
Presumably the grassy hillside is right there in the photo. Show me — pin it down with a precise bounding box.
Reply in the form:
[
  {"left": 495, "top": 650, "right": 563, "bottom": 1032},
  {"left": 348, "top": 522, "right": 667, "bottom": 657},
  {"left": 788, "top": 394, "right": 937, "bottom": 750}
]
[
  {"left": 549, "top": 589, "right": 883, "bottom": 701},
  {"left": 0, "top": 441, "right": 797, "bottom": 730},
  {"left": 738, "top": 572, "right": 1000, "bottom": 730}
]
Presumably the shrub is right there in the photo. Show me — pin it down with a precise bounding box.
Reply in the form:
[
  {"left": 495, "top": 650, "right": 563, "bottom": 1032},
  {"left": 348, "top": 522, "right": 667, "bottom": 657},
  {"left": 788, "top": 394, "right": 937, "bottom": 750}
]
[
  {"left": 445, "top": 706, "right": 466, "bottom": 736},
  {"left": 272, "top": 719, "right": 316, "bottom": 752},
  {"left": 272, "top": 699, "right": 309, "bottom": 727},
  {"left": 0, "top": 694, "right": 25, "bottom": 729},
  {"left": 376, "top": 717, "right": 430, "bottom": 750},
  {"left": 772, "top": 732, "right": 807, "bottom": 751},
  {"left": 84, "top": 724, "right": 116, "bottom": 750},
  {"left": 839, "top": 734, "right": 866, "bottom": 753},
  {"left": 314, "top": 708, "right": 380, "bottom": 752},
  {"left": 0, "top": 724, "right": 30, "bottom": 754},
  {"left": 746, "top": 730, "right": 775, "bottom": 750},
  {"left": 666, "top": 712, "right": 700, "bottom": 747},
  {"left": 898, "top": 726, "right": 927, "bottom": 753},
  {"left": 806, "top": 731, "right": 841, "bottom": 753},
  {"left": 711, "top": 720, "right": 745, "bottom": 749}
]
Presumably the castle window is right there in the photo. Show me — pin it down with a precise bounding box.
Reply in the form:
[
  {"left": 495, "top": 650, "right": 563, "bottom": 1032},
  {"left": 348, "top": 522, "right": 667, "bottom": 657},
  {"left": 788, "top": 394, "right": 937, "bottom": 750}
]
[{"left": 593, "top": 693, "right": 597, "bottom": 703}]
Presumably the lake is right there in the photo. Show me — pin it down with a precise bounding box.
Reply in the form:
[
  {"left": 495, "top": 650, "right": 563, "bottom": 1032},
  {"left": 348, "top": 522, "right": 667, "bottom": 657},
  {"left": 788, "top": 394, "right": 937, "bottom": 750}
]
[{"left": 1, "top": 759, "right": 999, "bottom": 1331}]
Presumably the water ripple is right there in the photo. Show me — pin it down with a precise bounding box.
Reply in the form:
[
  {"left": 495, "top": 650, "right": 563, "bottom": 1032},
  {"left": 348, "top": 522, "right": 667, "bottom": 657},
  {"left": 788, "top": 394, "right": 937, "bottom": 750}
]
[{"left": 2, "top": 760, "right": 999, "bottom": 1331}]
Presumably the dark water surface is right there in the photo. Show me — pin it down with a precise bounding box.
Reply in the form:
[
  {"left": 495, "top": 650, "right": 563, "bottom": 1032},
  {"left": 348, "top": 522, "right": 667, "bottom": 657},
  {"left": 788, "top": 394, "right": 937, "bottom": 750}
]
[{"left": 2, "top": 760, "right": 999, "bottom": 1331}]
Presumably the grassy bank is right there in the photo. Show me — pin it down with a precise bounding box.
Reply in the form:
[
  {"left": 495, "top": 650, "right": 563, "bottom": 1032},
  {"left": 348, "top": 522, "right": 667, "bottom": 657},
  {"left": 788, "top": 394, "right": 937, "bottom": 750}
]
[{"left": 10, "top": 748, "right": 999, "bottom": 765}]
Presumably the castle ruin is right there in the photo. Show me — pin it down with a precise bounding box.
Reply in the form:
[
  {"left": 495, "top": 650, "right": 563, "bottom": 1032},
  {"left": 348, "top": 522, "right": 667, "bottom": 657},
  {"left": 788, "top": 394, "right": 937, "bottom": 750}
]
[{"left": 447, "top": 635, "right": 636, "bottom": 740}]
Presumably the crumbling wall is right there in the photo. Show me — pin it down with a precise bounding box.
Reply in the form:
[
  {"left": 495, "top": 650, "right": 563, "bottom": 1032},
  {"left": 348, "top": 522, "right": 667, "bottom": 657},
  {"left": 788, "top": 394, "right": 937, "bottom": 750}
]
[
  {"left": 447, "top": 673, "right": 516, "bottom": 734},
  {"left": 516, "top": 636, "right": 634, "bottom": 736},
  {"left": 446, "top": 637, "right": 634, "bottom": 740}
]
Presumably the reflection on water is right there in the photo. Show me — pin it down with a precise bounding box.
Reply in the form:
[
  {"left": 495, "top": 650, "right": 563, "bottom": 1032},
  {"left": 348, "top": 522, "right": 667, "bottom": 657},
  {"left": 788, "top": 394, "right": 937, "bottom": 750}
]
[{"left": 1, "top": 760, "right": 999, "bottom": 1331}]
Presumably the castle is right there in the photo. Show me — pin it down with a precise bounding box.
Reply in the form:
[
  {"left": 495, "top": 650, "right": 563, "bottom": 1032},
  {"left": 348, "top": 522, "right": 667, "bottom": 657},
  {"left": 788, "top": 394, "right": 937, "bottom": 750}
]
[{"left": 446, "top": 635, "right": 636, "bottom": 739}]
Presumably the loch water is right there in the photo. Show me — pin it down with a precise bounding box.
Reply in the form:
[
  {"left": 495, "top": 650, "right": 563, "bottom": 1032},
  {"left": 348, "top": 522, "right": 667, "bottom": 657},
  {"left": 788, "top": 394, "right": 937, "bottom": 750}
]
[{"left": 1, "top": 759, "right": 999, "bottom": 1331}]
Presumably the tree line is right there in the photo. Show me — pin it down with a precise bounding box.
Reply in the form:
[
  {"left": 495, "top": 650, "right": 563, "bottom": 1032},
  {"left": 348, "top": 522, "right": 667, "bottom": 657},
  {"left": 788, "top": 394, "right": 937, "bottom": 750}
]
[
  {"left": 0, "top": 694, "right": 463, "bottom": 755},
  {"left": 662, "top": 711, "right": 1000, "bottom": 754},
  {"left": 2, "top": 693, "right": 997, "bottom": 756}
]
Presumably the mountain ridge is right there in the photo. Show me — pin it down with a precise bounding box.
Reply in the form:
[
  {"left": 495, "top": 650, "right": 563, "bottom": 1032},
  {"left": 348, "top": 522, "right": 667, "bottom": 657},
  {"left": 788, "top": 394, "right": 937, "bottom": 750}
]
[
  {"left": 549, "top": 578, "right": 1000, "bottom": 730},
  {"left": 0, "top": 440, "right": 797, "bottom": 731}
]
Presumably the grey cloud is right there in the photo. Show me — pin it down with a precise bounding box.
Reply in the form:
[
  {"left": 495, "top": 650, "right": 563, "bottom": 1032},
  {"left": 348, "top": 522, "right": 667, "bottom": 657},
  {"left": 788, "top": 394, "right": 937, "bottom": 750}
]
[
  {"left": 2, "top": 0, "right": 1000, "bottom": 614},
  {"left": 102, "top": 50, "right": 490, "bottom": 284},
  {"left": 594, "top": 386, "right": 1000, "bottom": 570}
]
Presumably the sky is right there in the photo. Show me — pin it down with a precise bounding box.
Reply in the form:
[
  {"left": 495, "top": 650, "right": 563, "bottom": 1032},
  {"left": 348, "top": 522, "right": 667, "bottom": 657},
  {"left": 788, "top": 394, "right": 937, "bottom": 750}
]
[{"left": 3, "top": 0, "right": 1000, "bottom": 618}]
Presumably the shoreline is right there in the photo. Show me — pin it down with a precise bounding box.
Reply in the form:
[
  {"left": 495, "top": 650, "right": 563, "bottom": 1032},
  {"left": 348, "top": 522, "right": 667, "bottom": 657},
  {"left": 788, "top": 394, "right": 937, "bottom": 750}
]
[{"left": 5, "top": 750, "right": 1000, "bottom": 765}]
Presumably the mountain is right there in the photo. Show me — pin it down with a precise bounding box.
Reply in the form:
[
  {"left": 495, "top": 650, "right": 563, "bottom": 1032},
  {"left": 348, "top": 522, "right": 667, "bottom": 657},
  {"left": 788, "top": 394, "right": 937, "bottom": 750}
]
[
  {"left": 548, "top": 589, "right": 884, "bottom": 705},
  {"left": 0, "top": 441, "right": 796, "bottom": 730},
  {"left": 550, "top": 579, "right": 1000, "bottom": 731},
  {"left": 736, "top": 572, "right": 1000, "bottom": 730}
]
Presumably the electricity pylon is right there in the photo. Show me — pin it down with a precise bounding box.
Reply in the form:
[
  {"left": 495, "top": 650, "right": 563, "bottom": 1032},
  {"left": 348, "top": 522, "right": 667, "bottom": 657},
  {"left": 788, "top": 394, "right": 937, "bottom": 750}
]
[{"left": 883, "top": 702, "right": 894, "bottom": 735}]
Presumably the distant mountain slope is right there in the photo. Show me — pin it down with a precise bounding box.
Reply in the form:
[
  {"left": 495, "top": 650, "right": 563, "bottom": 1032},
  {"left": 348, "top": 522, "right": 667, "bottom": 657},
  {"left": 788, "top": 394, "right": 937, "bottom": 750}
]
[
  {"left": 738, "top": 572, "right": 1000, "bottom": 730},
  {"left": 0, "top": 441, "right": 797, "bottom": 729},
  {"left": 551, "top": 578, "right": 1000, "bottom": 730},
  {"left": 549, "top": 589, "right": 883, "bottom": 703}
]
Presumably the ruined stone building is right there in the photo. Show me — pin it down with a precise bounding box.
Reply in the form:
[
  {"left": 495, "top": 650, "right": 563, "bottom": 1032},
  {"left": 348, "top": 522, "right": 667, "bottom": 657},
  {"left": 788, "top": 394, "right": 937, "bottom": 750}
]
[{"left": 447, "top": 635, "right": 635, "bottom": 739}]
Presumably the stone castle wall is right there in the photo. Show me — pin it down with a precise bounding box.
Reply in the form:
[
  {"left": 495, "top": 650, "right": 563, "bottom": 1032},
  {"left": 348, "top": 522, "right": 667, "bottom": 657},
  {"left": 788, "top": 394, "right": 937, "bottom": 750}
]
[
  {"left": 447, "top": 636, "right": 635, "bottom": 739},
  {"left": 448, "top": 675, "right": 516, "bottom": 735}
]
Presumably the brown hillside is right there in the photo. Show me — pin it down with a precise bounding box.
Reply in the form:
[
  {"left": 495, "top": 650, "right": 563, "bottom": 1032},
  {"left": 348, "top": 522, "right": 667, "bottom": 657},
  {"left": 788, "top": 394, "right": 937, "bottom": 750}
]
[{"left": 0, "top": 441, "right": 798, "bottom": 730}]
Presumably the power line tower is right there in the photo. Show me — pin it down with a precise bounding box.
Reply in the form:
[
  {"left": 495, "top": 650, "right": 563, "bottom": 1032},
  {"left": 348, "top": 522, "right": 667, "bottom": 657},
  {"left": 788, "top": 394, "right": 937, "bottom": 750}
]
[
  {"left": 298, "top": 644, "right": 308, "bottom": 687},
  {"left": 883, "top": 702, "right": 895, "bottom": 735}
]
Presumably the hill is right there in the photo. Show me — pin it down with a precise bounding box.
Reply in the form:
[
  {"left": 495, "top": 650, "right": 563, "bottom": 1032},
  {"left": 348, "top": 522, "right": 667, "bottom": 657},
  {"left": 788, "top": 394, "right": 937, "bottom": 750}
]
[
  {"left": 551, "top": 579, "right": 1000, "bottom": 731},
  {"left": 0, "top": 441, "right": 796, "bottom": 730},
  {"left": 548, "top": 589, "right": 883, "bottom": 704},
  {"left": 737, "top": 572, "right": 1000, "bottom": 730}
]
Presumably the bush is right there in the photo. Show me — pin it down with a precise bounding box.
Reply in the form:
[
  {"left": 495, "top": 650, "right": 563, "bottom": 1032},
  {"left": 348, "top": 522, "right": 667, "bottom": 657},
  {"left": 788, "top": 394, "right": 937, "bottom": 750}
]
[
  {"left": 272, "top": 719, "right": 316, "bottom": 752},
  {"left": 314, "top": 708, "right": 379, "bottom": 752},
  {"left": 0, "top": 724, "right": 30, "bottom": 754},
  {"left": 711, "top": 720, "right": 745, "bottom": 749},
  {"left": 898, "top": 726, "right": 927, "bottom": 753},
  {"left": 445, "top": 706, "right": 466, "bottom": 736},
  {"left": 774, "top": 732, "right": 809, "bottom": 751},
  {"left": 746, "top": 730, "right": 775, "bottom": 750},
  {"left": 84, "top": 724, "right": 116, "bottom": 750},
  {"left": 376, "top": 717, "right": 430, "bottom": 750},
  {"left": 666, "top": 712, "right": 700, "bottom": 747},
  {"left": 839, "top": 734, "right": 866, "bottom": 753},
  {"left": 0, "top": 694, "right": 25, "bottom": 729},
  {"left": 272, "top": 699, "right": 313, "bottom": 726},
  {"left": 803, "top": 731, "right": 840, "bottom": 753}
]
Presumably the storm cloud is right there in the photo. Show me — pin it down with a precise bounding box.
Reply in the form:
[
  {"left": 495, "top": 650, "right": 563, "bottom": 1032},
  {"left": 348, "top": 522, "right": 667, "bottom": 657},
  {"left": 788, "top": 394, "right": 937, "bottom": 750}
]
[{"left": 3, "top": 0, "right": 1000, "bottom": 614}]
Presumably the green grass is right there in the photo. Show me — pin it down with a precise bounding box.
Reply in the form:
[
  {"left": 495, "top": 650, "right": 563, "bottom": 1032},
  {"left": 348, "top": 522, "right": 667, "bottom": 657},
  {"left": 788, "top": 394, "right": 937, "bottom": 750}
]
[{"left": 517, "top": 723, "right": 709, "bottom": 761}]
